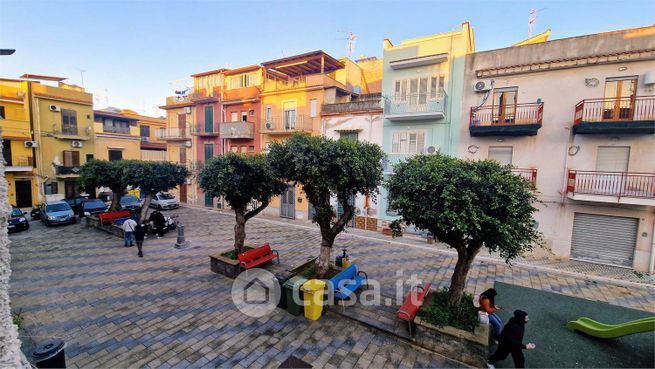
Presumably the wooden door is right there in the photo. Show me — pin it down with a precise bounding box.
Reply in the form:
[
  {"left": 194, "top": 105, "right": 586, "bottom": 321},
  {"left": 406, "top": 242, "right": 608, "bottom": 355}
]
[
  {"left": 603, "top": 78, "right": 637, "bottom": 120},
  {"left": 15, "top": 180, "right": 32, "bottom": 208}
]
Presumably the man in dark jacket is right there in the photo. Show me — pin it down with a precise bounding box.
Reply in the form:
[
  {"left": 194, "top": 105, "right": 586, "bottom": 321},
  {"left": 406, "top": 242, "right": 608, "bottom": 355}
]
[
  {"left": 134, "top": 222, "right": 146, "bottom": 258},
  {"left": 487, "top": 310, "right": 536, "bottom": 368},
  {"left": 149, "top": 210, "right": 166, "bottom": 238}
]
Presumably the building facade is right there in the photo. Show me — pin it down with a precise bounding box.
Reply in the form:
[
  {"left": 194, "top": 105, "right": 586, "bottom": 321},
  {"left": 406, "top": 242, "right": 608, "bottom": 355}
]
[
  {"left": 458, "top": 26, "right": 655, "bottom": 272},
  {"left": 0, "top": 79, "right": 39, "bottom": 208},
  {"left": 93, "top": 108, "right": 141, "bottom": 161},
  {"left": 378, "top": 23, "right": 475, "bottom": 226}
]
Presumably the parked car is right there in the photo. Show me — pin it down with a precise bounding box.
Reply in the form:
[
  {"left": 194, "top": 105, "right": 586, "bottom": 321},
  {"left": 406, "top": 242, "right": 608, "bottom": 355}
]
[
  {"left": 41, "top": 201, "right": 76, "bottom": 227},
  {"left": 82, "top": 199, "right": 108, "bottom": 216},
  {"left": 119, "top": 195, "right": 143, "bottom": 211},
  {"left": 8, "top": 206, "right": 29, "bottom": 232},
  {"left": 150, "top": 192, "right": 179, "bottom": 210},
  {"left": 64, "top": 196, "right": 88, "bottom": 216}
]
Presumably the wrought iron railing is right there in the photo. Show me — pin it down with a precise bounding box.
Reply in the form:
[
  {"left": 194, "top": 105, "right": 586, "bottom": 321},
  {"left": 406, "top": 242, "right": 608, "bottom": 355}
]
[
  {"left": 574, "top": 96, "right": 655, "bottom": 123},
  {"left": 385, "top": 91, "right": 447, "bottom": 116},
  {"left": 511, "top": 168, "right": 537, "bottom": 186},
  {"left": 261, "top": 115, "right": 313, "bottom": 132},
  {"left": 220, "top": 122, "right": 254, "bottom": 139},
  {"left": 470, "top": 102, "right": 544, "bottom": 126},
  {"left": 322, "top": 97, "right": 382, "bottom": 114},
  {"left": 56, "top": 165, "right": 82, "bottom": 175},
  {"left": 155, "top": 128, "right": 191, "bottom": 140},
  {"left": 567, "top": 170, "right": 655, "bottom": 199}
]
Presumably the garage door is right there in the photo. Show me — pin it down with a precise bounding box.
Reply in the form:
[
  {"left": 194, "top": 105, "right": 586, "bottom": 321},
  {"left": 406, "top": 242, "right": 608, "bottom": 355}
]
[{"left": 570, "top": 213, "right": 638, "bottom": 267}]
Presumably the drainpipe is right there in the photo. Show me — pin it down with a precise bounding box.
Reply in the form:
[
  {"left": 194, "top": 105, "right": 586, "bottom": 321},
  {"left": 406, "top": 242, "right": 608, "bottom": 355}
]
[
  {"left": 26, "top": 81, "right": 42, "bottom": 203},
  {"left": 560, "top": 126, "right": 575, "bottom": 204},
  {"left": 649, "top": 221, "right": 655, "bottom": 274}
]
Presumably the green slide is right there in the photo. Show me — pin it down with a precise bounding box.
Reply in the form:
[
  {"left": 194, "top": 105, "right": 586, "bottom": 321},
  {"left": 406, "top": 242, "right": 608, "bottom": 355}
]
[{"left": 566, "top": 316, "right": 655, "bottom": 339}]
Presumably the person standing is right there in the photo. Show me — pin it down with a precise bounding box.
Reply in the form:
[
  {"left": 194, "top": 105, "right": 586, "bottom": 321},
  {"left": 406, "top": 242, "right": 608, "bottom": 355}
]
[
  {"left": 479, "top": 288, "right": 503, "bottom": 341},
  {"left": 487, "top": 310, "right": 536, "bottom": 369},
  {"left": 122, "top": 218, "right": 137, "bottom": 248},
  {"left": 134, "top": 222, "right": 146, "bottom": 257},
  {"left": 153, "top": 210, "right": 166, "bottom": 238}
]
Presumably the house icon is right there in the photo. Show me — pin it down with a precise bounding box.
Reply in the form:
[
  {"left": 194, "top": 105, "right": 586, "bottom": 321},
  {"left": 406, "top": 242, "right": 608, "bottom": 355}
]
[{"left": 243, "top": 277, "right": 270, "bottom": 305}]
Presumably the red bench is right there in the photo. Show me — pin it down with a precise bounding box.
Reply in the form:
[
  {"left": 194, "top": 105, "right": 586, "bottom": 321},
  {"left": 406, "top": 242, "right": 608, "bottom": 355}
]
[
  {"left": 98, "top": 210, "right": 131, "bottom": 225},
  {"left": 397, "top": 282, "right": 431, "bottom": 336},
  {"left": 237, "top": 244, "right": 280, "bottom": 271}
]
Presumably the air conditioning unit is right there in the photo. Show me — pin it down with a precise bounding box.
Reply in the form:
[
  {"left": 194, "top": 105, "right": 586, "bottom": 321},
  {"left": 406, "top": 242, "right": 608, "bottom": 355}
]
[
  {"left": 49, "top": 104, "right": 61, "bottom": 112},
  {"left": 141, "top": 137, "right": 150, "bottom": 142},
  {"left": 24, "top": 141, "right": 38, "bottom": 148},
  {"left": 473, "top": 80, "right": 493, "bottom": 93},
  {"left": 184, "top": 107, "right": 192, "bottom": 114},
  {"left": 265, "top": 121, "right": 273, "bottom": 130},
  {"left": 71, "top": 140, "right": 83, "bottom": 148},
  {"left": 426, "top": 145, "right": 439, "bottom": 154}
]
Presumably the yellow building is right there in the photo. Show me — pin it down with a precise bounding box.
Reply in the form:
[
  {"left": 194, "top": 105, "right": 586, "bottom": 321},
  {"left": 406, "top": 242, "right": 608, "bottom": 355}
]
[
  {"left": 22, "top": 74, "right": 95, "bottom": 201},
  {"left": 0, "top": 79, "right": 39, "bottom": 208}
]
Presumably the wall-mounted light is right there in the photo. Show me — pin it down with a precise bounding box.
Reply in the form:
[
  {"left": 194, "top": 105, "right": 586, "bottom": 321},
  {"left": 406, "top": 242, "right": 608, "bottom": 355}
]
[
  {"left": 496, "top": 138, "right": 504, "bottom": 142},
  {"left": 618, "top": 66, "right": 628, "bottom": 71}
]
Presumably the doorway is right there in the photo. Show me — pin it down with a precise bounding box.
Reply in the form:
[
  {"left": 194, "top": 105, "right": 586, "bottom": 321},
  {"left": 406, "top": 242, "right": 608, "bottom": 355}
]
[
  {"left": 179, "top": 184, "right": 187, "bottom": 203},
  {"left": 15, "top": 180, "right": 32, "bottom": 208},
  {"left": 280, "top": 185, "right": 295, "bottom": 219},
  {"left": 603, "top": 77, "right": 637, "bottom": 120},
  {"left": 64, "top": 180, "right": 79, "bottom": 198},
  {"left": 492, "top": 87, "right": 518, "bottom": 124}
]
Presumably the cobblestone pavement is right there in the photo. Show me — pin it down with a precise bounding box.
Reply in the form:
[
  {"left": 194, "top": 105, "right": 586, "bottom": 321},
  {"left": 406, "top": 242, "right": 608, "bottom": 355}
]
[{"left": 9, "top": 206, "right": 655, "bottom": 368}]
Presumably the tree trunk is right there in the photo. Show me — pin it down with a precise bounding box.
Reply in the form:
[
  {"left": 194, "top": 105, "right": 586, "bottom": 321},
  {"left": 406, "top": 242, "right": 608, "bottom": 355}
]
[
  {"left": 447, "top": 248, "right": 475, "bottom": 305},
  {"left": 234, "top": 210, "right": 246, "bottom": 255},
  {"left": 109, "top": 190, "right": 124, "bottom": 211},
  {"left": 316, "top": 239, "right": 333, "bottom": 279},
  {"left": 139, "top": 193, "right": 153, "bottom": 223}
]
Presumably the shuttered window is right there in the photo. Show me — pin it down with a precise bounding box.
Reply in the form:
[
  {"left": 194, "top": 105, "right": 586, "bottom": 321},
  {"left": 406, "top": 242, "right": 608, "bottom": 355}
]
[
  {"left": 391, "top": 131, "right": 425, "bottom": 154},
  {"left": 596, "top": 146, "right": 629, "bottom": 172},
  {"left": 488, "top": 147, "right": 513, "bottom": 166}
]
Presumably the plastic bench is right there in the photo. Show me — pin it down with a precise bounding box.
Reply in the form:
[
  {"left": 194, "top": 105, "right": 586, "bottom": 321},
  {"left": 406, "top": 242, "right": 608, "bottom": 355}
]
[
  {"left": 237, "top": 244, "right": 280, "bottom": 271},
  {"left": 327, "top": 264, "right": 368, "bottom": 310},
  {"left": 98, "top": 210, "right": 131, "bottom": 225},
  {"left": 397, "top": 282, "right": 431, "bottom": 336}
]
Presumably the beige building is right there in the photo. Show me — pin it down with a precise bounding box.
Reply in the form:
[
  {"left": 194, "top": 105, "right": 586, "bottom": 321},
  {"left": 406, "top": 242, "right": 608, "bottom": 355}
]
[{"left": 458, "top": 26, "right": 655, "bottom": 272}]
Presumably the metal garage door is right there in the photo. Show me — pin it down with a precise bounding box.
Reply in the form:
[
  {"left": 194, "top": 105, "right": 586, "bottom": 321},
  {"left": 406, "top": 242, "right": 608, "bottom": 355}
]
[{"left": 570, "top": 213, "right": 638, "bottom": 267}]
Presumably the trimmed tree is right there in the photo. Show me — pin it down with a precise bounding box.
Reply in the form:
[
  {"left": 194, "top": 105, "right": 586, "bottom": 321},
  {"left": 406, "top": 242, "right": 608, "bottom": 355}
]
[
  {"left": 268, "top": 134, "right": 384, "bottom": 278},
  {"left": 198, "top": 153, "right": 286, "bottom": 255},
  {"left": 79, "top": 159, "right": 130, "bottom": 211},
  {"left": 387, "top": 154, "right": 542, "bottom": 305},
  {"left": 124, "top": 161, "right": 188, "bottom": 222}
]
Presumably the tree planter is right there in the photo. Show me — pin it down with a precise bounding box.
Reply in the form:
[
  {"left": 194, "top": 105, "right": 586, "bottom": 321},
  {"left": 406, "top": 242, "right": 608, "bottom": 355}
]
[
  {"left": 413, "top": 316, "right": 489, "bottom": 367},
  {"left": 288, "top": 258, "right": 318, "bottom": 275},
  {"left": 209, "top": 246, "right": 256, "bottom": 279},
  {"left": 86, "top": 215, "right": 124, "bottom": 238}
]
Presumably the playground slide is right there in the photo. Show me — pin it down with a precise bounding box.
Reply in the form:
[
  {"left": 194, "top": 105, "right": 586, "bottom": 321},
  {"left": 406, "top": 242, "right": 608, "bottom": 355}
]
[{"left": 566, "top": 316, "right": 655, "bottom": 339}]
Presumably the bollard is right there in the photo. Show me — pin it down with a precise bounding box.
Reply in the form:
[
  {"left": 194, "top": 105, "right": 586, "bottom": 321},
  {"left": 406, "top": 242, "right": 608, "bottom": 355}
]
[{"left": 174, "top": 224, "right": 189, "bottom": 249}]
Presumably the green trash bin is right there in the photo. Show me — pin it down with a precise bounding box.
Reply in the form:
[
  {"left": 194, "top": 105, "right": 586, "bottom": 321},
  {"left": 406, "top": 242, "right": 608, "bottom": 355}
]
[{"left": 283, "top": 276, "right": 308, "bottom": 316}]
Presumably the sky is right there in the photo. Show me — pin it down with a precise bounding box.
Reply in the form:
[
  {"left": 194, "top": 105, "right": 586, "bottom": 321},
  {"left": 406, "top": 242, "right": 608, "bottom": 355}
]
[{"left": 1, "top": 0, "right": 653, "bottom": 117}]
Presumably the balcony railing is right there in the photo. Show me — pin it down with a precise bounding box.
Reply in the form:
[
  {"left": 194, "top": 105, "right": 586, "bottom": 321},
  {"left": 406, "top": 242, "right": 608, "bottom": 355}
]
[
  {"left": 574, "top": 96, "right": 655, "bottom": 123},
  {"left": 511, "top": 168, "right": 537, "bottom": 187},
  {"left": 322, "top": 97, "right": 382, "bottom": 115},
  {"left": 191, "top": 124, "right": 220, "bottom": 136},
  {"left": 261, "top": 115, "right": 313, "bottom": 133},
  {"left": 384, "top": 91, "right": 447, "bottom": 120},
  {"left": 220, "top": 122, "right": 254, "bottom": 139},
  {"left": 55, "top": 165, "right": 82, "bottom": 176},
  {"left": 567, "top": 170, "right": 655, "bottom": 199},
  {"left": 156, "top": 128, "right": 191, "bottom": 140},
  {"left": 4, "top": 156, "right": 33, "bottom": 171},
  {"left": 471, "top": 102, "right": 544, "bottom": 126}
]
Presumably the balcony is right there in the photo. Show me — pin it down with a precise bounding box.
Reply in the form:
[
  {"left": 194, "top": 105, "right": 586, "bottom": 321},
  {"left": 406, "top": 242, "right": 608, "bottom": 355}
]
[
  {"left": 189, "top": 88, "right": 219, "bottom": 103},
  {"left": 384, "top": 92, "right": 447, "bottom": 121},
  {"left": 55, "top": 165, "right": 82, "bottom": 178},
  {"left": 469, "top": 102, "right": 543, "bottom": 136},
  {"left": 155, "top": 128, "right": 191, "bottom": 141},
  {"left": 191, "top": 124, "right": 220, "bottom": 137},
  {"left": 511, "top": 168, "right": 537, "bottom": 187},
  {"left": 573, "top": 96, "right": 655, "bottom": 134},
  {"left": 5, "top": 156, "right": 33, "bottom": 172},
  {"left": 322, "top": 95, "right": 383, "bottom": 115},
  {"left": 52, "top": 125, "right": 92, "bottom": 140},
  {"left": 261, "top": 115, "right": 313, "bottom": 134},
  {"left": 567, "top": 170, "right": 655, "bottom": 206},
  {"left": 220, "top": 122, "right": 254, "bottom": 139}
]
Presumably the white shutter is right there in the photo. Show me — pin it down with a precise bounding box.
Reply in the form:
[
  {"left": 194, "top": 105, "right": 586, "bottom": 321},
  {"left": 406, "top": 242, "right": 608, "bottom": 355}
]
[
  {"left": 571, "top": 213, "right": 637, "bottom": 267},
  {"left": 310, "top": 99, "right": 318, "bottom": 117},
  {"left": 596, "top": 146, "right": 630, "bottom": 172},
  {"left": 417, "top": 132, "right": 425, "bottom": 153},
  {"left": 488, "top": 147, "right": 513, "bottom": 166},
  {"left": 392, "top": 132, "right": 400, "bottom": 153},
  {"left": 231, "top": 112, "right": 238, "bottom": 122}
]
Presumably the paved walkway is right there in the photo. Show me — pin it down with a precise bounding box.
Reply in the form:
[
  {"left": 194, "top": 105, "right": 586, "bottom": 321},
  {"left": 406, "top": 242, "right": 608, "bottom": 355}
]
[{"left": 9, "top": 206, "right": 655, "bottom": 368}]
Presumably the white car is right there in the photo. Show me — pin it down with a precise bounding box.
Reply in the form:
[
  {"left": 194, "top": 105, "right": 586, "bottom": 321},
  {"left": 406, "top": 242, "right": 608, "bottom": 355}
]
[{"left": 150, "top": 192, "right": 179, "bottom": 210}]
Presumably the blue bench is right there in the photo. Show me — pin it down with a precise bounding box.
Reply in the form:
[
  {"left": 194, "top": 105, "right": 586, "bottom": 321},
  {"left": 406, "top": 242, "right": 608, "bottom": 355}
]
[{"left": 327, "top": 264, "right": 368, "bottom": 309}]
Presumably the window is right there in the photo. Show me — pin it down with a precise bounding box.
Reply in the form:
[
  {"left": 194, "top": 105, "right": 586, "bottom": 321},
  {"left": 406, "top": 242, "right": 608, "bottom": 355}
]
[
  {"left": 61, "top": 109, "right": 78, "bottom": 135},
  {"left": 391, "top": 131, "right": 425, "bottom": 154},
  {"left": 0, "top": 106, "right": 5, "bottom": 119},
  {"left": 394, "top": 75, "right": 442, "bottom": 103},
  {"left": 103, "top": 118, "right": 130, "bottom": 134},
  {"left": 177, "top": 113, "right": 186, "bottom": 129},
  {"left": 248, "top": 145, "right": 255, "bottom": 153},
  {"left": 265, "top": 106, "right": 272, "bottom": 122},
  {"left": 241, "top": 111, "right": 248, "bottom": 122},
  {"left": 86, "top": 154, "right": 94, "bottom": 162},
  {"left": 240, "top": 146, "right": 247, "bottom": 154},
  {"left": 140, "top": 125, "right": 150, "bottom": 138},
  {"left": 231, "top": 112, "right": 238, "bottom": 122},
  {"left": 603, "top": 77, "right": 638, "bottom": 120},
  {"left": 63, "top": 150, "right": 80, "bottom": 167},
  {"left": 204, "top": 105, "right": 214, "bottom": 132},
  {"left": 492, "top": 87, "right": 518, "bottom": 123},
  {"left": 249, "top": 110, "right": 255, "bottom": 116},
  {"left": 230, "top": 146, "right": 238, "bottom": 153},
  {"left": 596, "top": 146, "right": 630, "bottom": 172},
  {"left": 229, "top": 72, "right": 258, "bottom": 89},
  {"left": 108, "top": 150, "right": 123, "bottom": 161},
  {"left": 339, "top": 131, "right": 358, "bottom": 141},
  {"left": 44, "top": 181, "right": 58, "bottom": 195},
  {"left": 283, "top": 109, "right": 296, "bottom": 129},
  {"left": 310, "top": 99, "right": 318, "bottom": 117},
  {"left": 204, "top": 143, "right": 214, "bottom": 161},
  {"left": 2, "top": 139, "right": 11, "bottom": 166},
  {"left": 488, "top": 147, "right": 513, "bottom": 166}
]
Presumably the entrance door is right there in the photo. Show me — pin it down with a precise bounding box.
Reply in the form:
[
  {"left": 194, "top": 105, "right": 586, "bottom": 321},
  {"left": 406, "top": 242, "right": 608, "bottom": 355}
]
[
  {"left": 603, "top": 77, "right": 637, "bottom": 121},
  {"left": 204, "top": 192, "right": 213, "bottom": 207},
  {"left": 180, "top": 147, "right": 187, "bottom": 166},
  {"left": 336, "top": 195, "right": 356, "bottom": 227},
  {"left": 15, "top": 180, "right": 32, "bottom": 208},
  {"left": 570, "top": 213, "right": 638, "bottom": 267},
  {"left": 179, "top": 184, "right": 187, "bottom": 203},
  {"left": 493, "top": 88, "right": 518, "bottom": 124},
  {"left": 280, "top": 185, "right": 295, "bottom": 219},
  {"left": 64, "top": 180, "right": 79, "bottom": 198}
]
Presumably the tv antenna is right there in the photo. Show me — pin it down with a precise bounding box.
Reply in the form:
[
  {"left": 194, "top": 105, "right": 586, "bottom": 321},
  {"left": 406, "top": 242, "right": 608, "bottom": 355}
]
[
  {"left": 76, "top": 68, "right": 86, "bottom": 86},
  {"left": 336, "top": 31, "right": 357, "bottom": 57},
  {"left": 528, "top": 8, "right": 547, "bottom": 37}
]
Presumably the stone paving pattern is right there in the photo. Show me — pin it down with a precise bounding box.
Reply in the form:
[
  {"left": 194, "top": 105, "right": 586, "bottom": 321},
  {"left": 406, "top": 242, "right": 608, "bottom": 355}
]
[{"left": 9, "top": 206, "right": 655, "bottom": 368}]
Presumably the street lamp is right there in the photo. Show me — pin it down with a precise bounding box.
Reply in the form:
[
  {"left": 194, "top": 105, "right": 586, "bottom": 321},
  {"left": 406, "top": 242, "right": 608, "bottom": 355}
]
[{"left": 0, "top": 49, "right": 16, "bottom": 55}]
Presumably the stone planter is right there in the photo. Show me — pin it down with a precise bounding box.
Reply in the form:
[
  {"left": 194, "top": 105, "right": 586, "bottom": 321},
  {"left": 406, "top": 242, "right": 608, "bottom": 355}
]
[
  {"left": 209, "top": 251, "right": 241, "bottom": 279},
  {"left": 288, "top": 257, "right": 318, "bottom": 275},
  {"left": 414, "top": 316, "right": 489, "bottom": 367},
  {"left": 86, "top": 215, "right": 124, "bottom": 238}
]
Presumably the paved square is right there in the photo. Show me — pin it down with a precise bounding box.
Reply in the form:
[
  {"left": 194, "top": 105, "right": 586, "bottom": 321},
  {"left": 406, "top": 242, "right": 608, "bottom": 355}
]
[{"left": 9, "top": 206, "right": 655, "bottom": 368}]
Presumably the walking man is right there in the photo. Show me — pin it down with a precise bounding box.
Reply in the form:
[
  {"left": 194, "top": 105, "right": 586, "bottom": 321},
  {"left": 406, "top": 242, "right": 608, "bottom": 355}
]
[
  {"left": 153, "top": 210, "right": 166, "bottom": 238},
  {"left": 487, "top": 310, "right": 536, "bottom": 368},
  {"left": 123, "top": 218, "right": 137, "bottom": 248},
  {"left": 134, "top": 222, "right": 146, "bottom": 257}
]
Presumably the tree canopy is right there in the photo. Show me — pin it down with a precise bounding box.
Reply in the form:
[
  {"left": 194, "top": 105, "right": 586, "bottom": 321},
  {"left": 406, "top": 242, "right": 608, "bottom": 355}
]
[
  {"left": 199, "top": 153, "right": 285, "bottom": 254},
  {"left": 79, "top": 160, "right": 131, "bottom": 211},
  {"left": 124, "top": 161, "right": 188, "bottom": 222},
  {"left": 387, "top": 154, "right": 542, "bottom": 303},
  {"left": 268, "top": 133, "right": 385, "bottom": 277}
]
